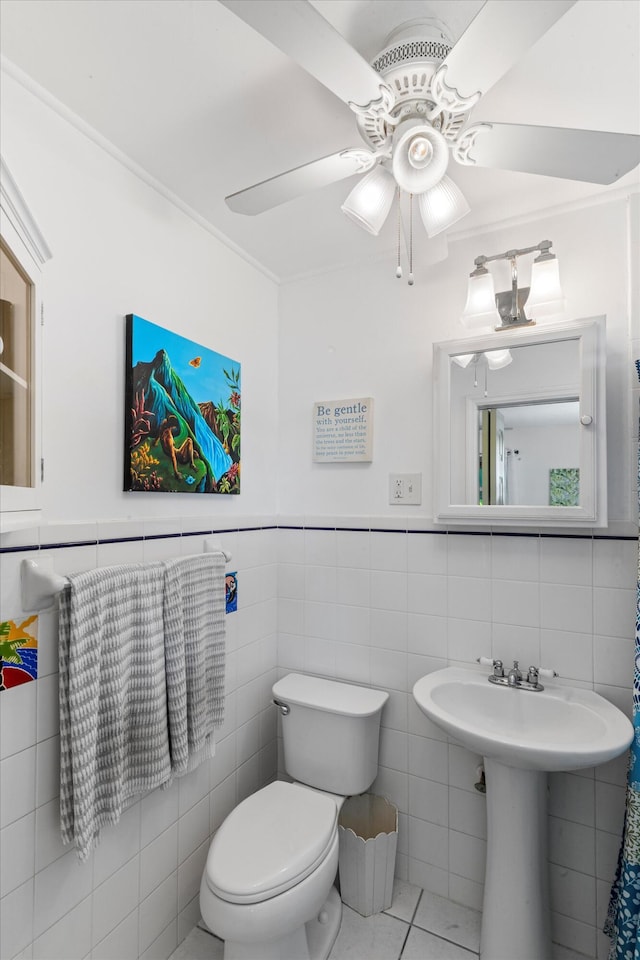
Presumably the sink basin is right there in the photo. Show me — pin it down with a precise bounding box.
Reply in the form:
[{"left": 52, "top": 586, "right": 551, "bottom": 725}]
[
  {"left": 413, "top": 666, "right": 633, "bottom": 959},
  {"left": 413, "top": 666, "right": 633, "bottom": 771}
]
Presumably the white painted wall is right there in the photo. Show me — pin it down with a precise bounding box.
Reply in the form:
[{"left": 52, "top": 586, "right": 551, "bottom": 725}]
[
  {"left": 278, "top": 196, "right": 638, "bottom": 526},
  {"left": 1, "top": 71, "right": 280, "bottom": 524},
  {"left": 273, "top": 188, "right": 639, "bottom": 959},
  {"left": 0, "top": 71, "right": 280, "bottom": 960}
]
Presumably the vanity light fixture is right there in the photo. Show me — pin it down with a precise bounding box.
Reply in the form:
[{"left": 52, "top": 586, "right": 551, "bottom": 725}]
[{"left": 461, "top": 240, "right": 565, "bottom": 331}]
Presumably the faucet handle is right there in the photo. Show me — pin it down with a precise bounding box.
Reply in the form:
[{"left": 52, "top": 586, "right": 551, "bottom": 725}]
[
  {"left": 477, "top": 657, "right": 504, "bottom": 677},
  {"left": 527, "top": 665, "right": 558, "bottom": 684}
]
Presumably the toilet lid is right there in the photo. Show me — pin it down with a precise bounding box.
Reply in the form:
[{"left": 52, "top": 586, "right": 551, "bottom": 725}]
[{"left": 205, "top": 780, "right": 338, "bottom": 904}]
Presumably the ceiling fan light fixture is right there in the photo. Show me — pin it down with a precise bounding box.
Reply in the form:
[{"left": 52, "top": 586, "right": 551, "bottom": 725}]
[
  {"left": 452, "top": 352, "right": 475, "bottom": 368},
  {"left": 418, "top": 175, "right": 470, "bottom": 237},
  {"left": 392, "top": 119, "right": 449, "bottom": 194},
  {"left": 341, "top": 165, "right": 396, "bottom": 235},
  {"left": 408, "top": 136, "right": 433, "bottom": 169},
  {"left": 485, "top": 349, "right": 513, "bottom": 370}
]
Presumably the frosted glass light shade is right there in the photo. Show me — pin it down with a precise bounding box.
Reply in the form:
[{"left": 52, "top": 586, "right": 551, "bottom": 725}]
[
  {"left": 341, "top": 166, "right": 396, "bottom": 236},
  {"left": 485, "top": 349, "right": 513, "bottom": 370},
  {"left": 452, "top": 353, "right": 475, "bottom": 368},
  {"left": 418, "top": 176, "right": 470, "bottom": 237},
  {"left": 526, "top": 258, "right": 566, "bottom": 320},
  {"left": 461, "top": 272, "right": 501, "bottom": 330}
]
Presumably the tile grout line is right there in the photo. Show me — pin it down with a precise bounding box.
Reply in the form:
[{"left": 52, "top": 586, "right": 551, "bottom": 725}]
[
  {"left": 397, "top": 924, "right": 412, "bottom": 960},
  {"left": 409, "top": 886, "right": 424, "bottom": 926},
  {"left": 395, "top": 886, "right": 423, "bottom": 960},
  {"left": 404, "top": 888, "right": 483, "bottom": 958}
]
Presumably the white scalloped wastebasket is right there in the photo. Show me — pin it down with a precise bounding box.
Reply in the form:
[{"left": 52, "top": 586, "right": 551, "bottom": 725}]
[{"left": 338, "top": 794, "right": 398, "bottom": 917}]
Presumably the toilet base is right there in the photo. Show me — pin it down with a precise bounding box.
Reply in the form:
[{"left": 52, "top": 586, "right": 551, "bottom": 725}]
[
  {"left": 305, "top": 887, "right": 342, "bottom": 960},
  {"left": 224, "top": 886, "right": 342, "bottom": 960}
]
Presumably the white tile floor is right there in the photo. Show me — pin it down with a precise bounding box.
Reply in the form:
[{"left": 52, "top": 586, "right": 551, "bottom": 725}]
[{"left": 169, "top": 882, "right": 593, "bottom": 960}]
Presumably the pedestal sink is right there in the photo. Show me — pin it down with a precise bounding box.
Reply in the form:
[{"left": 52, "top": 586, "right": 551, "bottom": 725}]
[{"left": 413, "top": 667, "right": 633, "bottom": 960}]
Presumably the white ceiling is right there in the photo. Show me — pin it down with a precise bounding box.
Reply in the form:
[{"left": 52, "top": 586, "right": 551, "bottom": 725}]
[{"left": 1, "top": 0, "right": 639, "bottom": 283}]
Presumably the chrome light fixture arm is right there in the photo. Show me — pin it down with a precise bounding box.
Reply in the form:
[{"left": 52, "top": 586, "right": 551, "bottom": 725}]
[{"left": 463, "top": 241, "right": 562, "bottom": 330}]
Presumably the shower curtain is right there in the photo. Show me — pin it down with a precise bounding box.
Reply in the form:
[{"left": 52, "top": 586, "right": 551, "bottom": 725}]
[{"left": 605, "top": 360, "right": 640, "bottom": 959}]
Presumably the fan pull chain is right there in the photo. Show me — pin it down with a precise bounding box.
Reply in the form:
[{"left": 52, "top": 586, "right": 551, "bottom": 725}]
[
  {"left": 408, "top": 193, "right": 414, "bottom": 286},
  {"left": 395, "top": 187, "right": 402, "bottom": 279}
]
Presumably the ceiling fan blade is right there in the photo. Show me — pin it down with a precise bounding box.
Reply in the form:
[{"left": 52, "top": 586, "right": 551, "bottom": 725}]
[
  {"left": 219, "top": 0, "right": 388, "bottom": 111},
  {"left": 433, "top": 0, "right": 576, "bottom": 111},
  {"left": 225, "top": 150, "right": 374, "bottom": 215},
  {"left": 457, "top": 123, "right": 640, "bottom": 184}
]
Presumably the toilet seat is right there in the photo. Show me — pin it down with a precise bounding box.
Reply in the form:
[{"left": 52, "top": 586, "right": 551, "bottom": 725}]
[{"left": 205, "top": 781, "right": 338, "bottom": 905}]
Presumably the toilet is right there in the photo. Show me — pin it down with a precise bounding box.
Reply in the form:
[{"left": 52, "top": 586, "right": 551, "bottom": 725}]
[{"left": 200, "top": 672, "right": 389, "bottom": 960}]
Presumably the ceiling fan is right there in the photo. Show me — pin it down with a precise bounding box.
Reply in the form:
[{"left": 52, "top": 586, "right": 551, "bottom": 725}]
[{"left": 220, "top": 0, "right": 640, "bottom": 258}]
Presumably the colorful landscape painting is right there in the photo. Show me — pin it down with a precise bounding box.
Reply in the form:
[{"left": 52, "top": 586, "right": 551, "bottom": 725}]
[
  {"left": 125, "top": 315, "right": 241, "bottom": 494},
  {"left": 0, "top": 616, "right": 38, "bottom": 691}
]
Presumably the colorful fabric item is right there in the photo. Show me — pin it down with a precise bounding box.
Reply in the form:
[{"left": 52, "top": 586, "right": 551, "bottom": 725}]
[{"left": 605, "top": 361, "right": 640, "bottom": 958}]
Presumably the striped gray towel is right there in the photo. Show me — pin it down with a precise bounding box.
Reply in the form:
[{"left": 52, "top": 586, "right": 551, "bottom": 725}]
[
  {"left": 163, "top": 553, "right": 226, "bottom": 778},
  {"left": 58, "top": 562, "right": 171, "bottom": 861}
]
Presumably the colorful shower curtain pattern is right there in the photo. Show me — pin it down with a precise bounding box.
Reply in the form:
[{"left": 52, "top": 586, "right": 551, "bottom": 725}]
[{"left": 605, "top": 359, "right": 640, "bottom": 959}]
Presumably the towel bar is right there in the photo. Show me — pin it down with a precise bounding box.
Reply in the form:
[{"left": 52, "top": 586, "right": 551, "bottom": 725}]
[{"left": 20, "top": 539, "right": 232, "bottom": 611}]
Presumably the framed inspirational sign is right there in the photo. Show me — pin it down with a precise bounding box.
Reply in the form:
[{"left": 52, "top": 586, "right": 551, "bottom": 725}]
[{"left": 313, "top": 397, "right": 373, "bottom": 463}]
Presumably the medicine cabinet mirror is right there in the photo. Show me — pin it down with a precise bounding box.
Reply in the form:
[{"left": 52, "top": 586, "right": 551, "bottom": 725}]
[
  {"left": 0, "top": 157, "right": 52, "bottom": 530},
  {"left": 433, "top": 317, "right": 607, "bottom": 527}
]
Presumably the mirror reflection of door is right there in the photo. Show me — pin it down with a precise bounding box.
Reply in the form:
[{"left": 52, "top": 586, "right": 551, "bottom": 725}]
[
  {"left": 477, "top": 400, "right": 579, "bottom": 506},
  {"left": 480, "top": 409, "right": 506, "bottom": 505}
]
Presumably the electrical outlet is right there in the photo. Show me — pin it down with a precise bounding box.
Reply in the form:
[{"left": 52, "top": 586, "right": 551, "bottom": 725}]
[{"left": 389, "top": 473, "right": 422, "bottom": 505}]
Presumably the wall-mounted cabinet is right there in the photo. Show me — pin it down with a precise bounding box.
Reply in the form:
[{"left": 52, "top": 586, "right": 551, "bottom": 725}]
[
  {"left": 433, "top": 317, "right": 607, "bottom": 527},
  {"left": 0, "top": 157, "right": 52, "bottom": 530}
]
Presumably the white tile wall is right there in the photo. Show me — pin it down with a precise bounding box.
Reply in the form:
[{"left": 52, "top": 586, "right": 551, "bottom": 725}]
[
  {"left": 1, "top": 520, "right": 635, "bottom": 959},
  {"left": 0, "top": 521, "right": 278, "bottom": 960},
  {"left": 277, "top": 524, "right": 636, "bottom": 959}
]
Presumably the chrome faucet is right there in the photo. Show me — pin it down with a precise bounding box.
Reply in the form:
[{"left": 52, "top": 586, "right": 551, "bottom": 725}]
[
  {"left": 477, "top": 657, "right": 558, "bottom": 692},
  {"left": 507, "top": 661, "right": 522, "bottom": 686}
]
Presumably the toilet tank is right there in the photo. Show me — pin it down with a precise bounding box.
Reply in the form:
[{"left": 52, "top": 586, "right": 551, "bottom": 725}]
[{"left": 272, "top": 673, "right": 389, "bottom": 796}]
